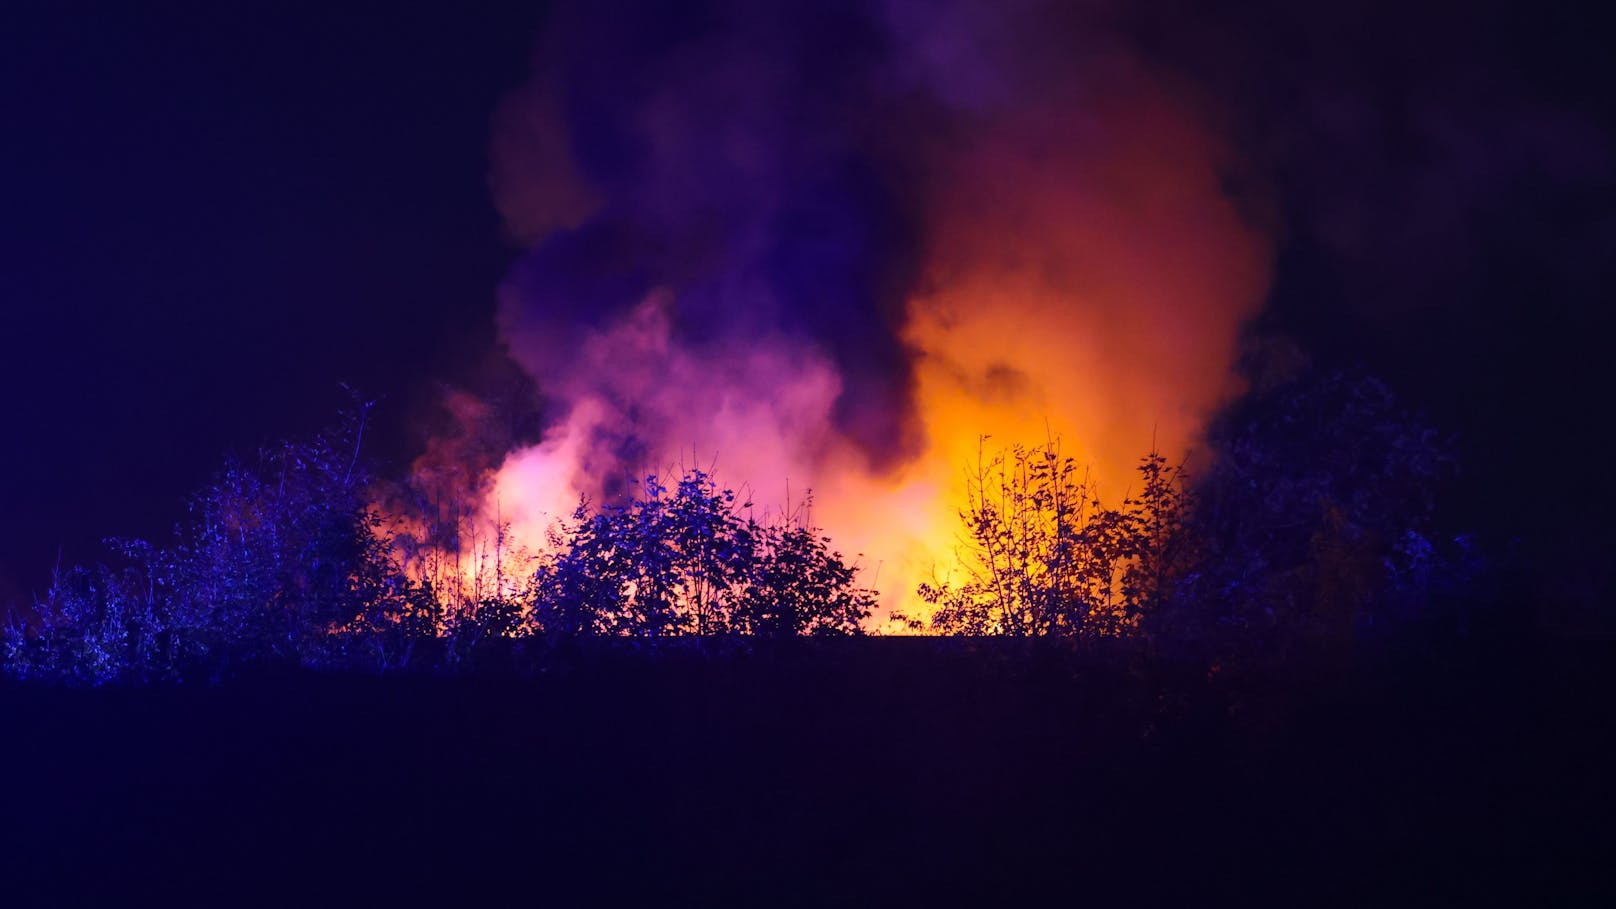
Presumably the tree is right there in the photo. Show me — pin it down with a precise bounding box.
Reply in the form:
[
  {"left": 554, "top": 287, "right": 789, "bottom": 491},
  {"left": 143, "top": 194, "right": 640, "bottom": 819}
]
[
  {"left": 1147, "top": 363, "right": 1460, "bottom": 662},
  {"left": 732, "top": 507, "right": 876, "bottom": 637},
  {"left": 913, "top": 437, "right": 1187, "bottom": 638},
  {"left": 1, "top": 394, "right": 440, "bottom": 681},
  {"left": 160, "top": 397, "right": 412, "bottom": 670},
  {"left": 531, "top": 470, "right": 873, "bottom": 640}
]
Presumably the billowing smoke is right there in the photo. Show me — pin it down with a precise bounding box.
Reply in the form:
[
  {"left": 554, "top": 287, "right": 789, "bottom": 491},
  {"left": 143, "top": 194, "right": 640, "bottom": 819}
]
[{"left": 481, "top": 0, "right": 1271, "bottom": 622}]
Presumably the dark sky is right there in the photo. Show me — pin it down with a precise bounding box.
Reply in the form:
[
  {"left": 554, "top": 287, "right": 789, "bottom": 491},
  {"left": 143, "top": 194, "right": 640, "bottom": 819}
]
[
  {"left": 1, "top": 2, "right": 545, "bottom": 590},
  {"left": 3, "top": 0, "right": 1613, "bottom": 604}
]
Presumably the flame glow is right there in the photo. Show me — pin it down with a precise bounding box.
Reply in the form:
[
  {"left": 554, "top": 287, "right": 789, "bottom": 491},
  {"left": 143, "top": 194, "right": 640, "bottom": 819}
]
[{"left": 419, "top": 0, "right": 1272, "bottom": 626}]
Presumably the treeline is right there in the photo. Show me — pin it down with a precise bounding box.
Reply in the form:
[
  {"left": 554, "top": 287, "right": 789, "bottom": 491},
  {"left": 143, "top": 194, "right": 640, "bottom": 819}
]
[
  {"left": 1, "top": 401, "right": 873, "bottom": 683},
  {"left": 2, "top": 362, "right": 1476, "bottom": 684}
]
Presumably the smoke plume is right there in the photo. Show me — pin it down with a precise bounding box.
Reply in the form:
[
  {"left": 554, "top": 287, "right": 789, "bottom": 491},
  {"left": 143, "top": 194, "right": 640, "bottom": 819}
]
[{"left": 481, "top": 0, "right": 1272, "bottom": 622}]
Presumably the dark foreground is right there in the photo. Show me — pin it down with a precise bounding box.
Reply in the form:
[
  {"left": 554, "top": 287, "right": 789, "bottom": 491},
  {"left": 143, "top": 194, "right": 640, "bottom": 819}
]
[{"left": 1, "top": 636, "right": 1610, "bottom": 905}]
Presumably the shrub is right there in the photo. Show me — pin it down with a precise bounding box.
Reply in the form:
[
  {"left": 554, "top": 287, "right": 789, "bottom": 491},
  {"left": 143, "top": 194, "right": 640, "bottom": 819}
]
[
  {"left": 912, "top": 438, "right": 1187, "bottom": 638},
  {"left": 532, "top": 470, "right": 873, "bottom": 640}
]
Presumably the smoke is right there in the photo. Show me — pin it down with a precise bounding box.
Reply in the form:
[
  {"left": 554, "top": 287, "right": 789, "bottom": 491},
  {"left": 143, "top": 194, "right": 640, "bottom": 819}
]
[{"left": 480, "top": 0, "right": 1272, "bottom": 622}]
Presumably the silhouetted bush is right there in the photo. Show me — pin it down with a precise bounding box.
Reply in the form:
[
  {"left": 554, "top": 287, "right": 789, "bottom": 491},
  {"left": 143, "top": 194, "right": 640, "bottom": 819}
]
[
  {"left": 4, "top": 397, "right": 414, "bottom": 681},
  {"left": 3, "top": 416, "right": 874, "bottom": 682},
  {"left": 533, "top": 470, "right": 874, "bottom": 640},
  {"left": 909, "top": 438, "right": 1187, "bottom": 637},
  {"left": 3, "top": 364, "right": 1476, "bottom": 684},
  {"left": 1155, "top": 366, "right": 1466, "bottom": 666},
  {"left": 911, "top": 365, "right": 1474, "bottom": 676}
]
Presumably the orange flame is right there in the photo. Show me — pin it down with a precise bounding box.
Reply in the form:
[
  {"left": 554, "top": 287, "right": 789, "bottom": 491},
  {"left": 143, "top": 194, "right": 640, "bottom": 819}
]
[{"left": 420, "top": 4, "right": 1272, "bottom": 629}]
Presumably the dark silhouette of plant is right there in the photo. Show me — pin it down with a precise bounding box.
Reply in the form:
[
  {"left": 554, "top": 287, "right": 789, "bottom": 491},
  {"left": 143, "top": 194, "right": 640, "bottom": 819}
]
[
  {"left": 1146, "top": 363, "right": 1464, "bottom": 664},
  {"left": 912, "top": 437, "right": 1187, "bottom": 638},
  {"left": 2, "top": 395, "right": 426, "bottom": 681},
  {"left": 532, "top": 470, "right": 873, "bottom": 640},
  {"left": 2, "top": 366, "right": 1465, "bottom": 683},
  {"left": 1, "top": 542, "right": 173, "bottom": 684},
  {"left": 161, "top": 397, "right": 409, "bottom": 670},
  {"left": 732, "top": 508, "right": 876, "bottom": 637},
  {"left": 914, "top": 364, "right": 1457, "bottom": 654}
]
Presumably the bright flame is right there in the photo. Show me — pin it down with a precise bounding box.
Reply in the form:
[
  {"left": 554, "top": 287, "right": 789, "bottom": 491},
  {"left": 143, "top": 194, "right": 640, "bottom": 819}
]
[
  {"left": 841, "top": 68, "right": 1273, "bottom": 623},
  {"left": 411, "top": 1, "right": 1272, "bottom": 629}
]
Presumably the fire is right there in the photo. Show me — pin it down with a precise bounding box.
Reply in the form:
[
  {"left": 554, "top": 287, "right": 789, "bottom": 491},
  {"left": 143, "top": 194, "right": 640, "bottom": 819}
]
[
  {"left": 797, "top": 81, "right": 1270, "bottom": 625},
  {"left": 409, "top": 0, "right": 1272, "bottom": 628}
]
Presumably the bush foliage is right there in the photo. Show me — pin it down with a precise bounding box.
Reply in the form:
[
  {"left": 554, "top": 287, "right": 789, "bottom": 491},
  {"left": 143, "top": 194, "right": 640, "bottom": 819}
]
[
  {"left": 907, "top": 366, "right": 1473, "bottom": 670},
  {"left": 531, "top": 471, "right": 874, "bottom": 639},
  {"left": 2, "top": 365, "right": 1471, "bottom": 683},
  {"left": 907, "top": 439, "right": 1187, "bottom": 638},
  {"left": 2, "top": 415, "right": 873, "bottom": 683}
]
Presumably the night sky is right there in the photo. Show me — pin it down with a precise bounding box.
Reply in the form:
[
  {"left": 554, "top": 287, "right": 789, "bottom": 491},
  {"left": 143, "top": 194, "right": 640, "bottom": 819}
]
[
  {"left": 2, "top": 2, "right": 544, "bottom": 592},
  {"left": 4, "top": 0, "right": 1614, "bottom": 612}
]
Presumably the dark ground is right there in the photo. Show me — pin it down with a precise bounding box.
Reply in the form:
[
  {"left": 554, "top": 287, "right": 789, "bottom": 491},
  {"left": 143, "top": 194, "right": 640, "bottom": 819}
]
[{"left": 1, "top": 635, "right": 1610, "bottom": 905}]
